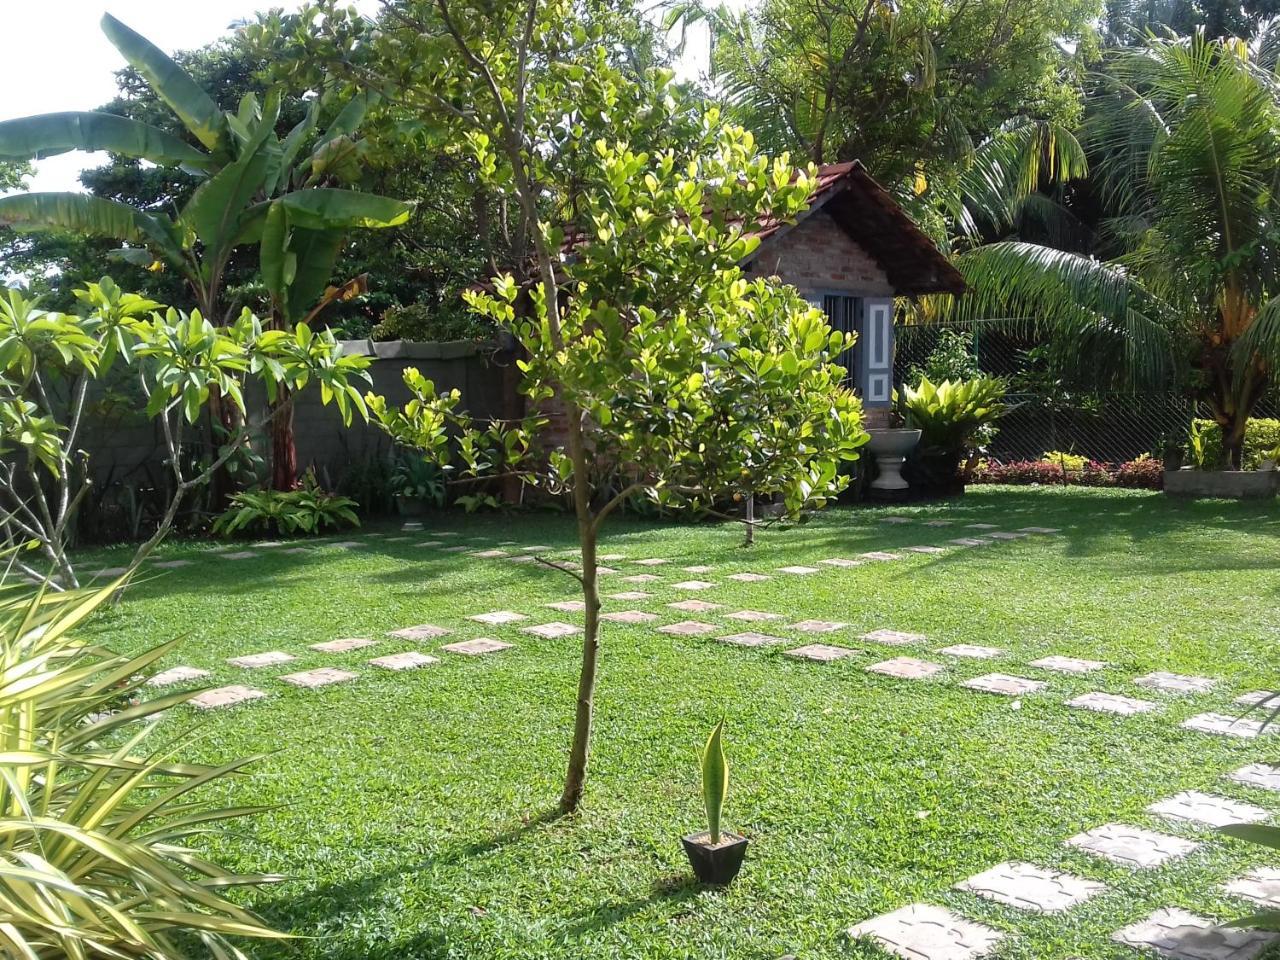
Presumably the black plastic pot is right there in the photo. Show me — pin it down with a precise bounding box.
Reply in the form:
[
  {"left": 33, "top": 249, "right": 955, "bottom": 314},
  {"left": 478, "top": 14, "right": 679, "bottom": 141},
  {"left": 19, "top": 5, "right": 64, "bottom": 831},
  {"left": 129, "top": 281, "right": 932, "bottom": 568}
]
[{"left": 682, "top": 831, "right": 748, "bottom": 885}]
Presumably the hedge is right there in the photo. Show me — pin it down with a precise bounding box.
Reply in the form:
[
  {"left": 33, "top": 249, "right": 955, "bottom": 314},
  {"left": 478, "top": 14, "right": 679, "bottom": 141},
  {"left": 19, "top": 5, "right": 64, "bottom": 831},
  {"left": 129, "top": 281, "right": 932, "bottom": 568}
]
[
  {"left": 971, "top": 457, "right": 1164, "bottom": 490},
  {"left": 1192, "top": 418, "right": 1280, "bottom": 469}
]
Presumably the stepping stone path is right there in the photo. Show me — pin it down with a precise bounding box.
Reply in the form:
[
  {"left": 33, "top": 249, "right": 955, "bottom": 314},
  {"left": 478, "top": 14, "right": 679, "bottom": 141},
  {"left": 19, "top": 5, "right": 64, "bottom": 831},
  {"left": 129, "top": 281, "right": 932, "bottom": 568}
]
[
  {"left": 867, "top": 657, "right": 943, "bottom": 680},
  {"left": 923, "top": 519, "right": 952, "bottom": 526},
  {"left": 635, "top": 558, "right": 668, "bottom": 566},
  {"left": 311, "top": 638, "right": 377, "bottom": 653},
  {"left": 92, "top": 566, "right": 129, "bottom": 577},
  {"left": 1182, "top": 712, "right": 1270, "bottom": 739},
  {"left": 280, "top": 667, "right": 357, "bottom": 689},
  {"left": 221, "top": 552, "right": 257, "bottom": 561},
  {"left": 190, "top": 685, "right": 266, "bottom": 710},
  {"left": 672, "top": 580, "right": 715, "bottom": 591},
  {"left": 966, "top": 523, "right": 998, "bottom": 530},
  {"left": 1225, "top": 868, "right": 1280, "bottom": 909},
  {"left": 1067, "top": 824, "right": 1199, "bottom": 868},
  {"left": 522, "top": 622, "right": 579, "bottom": 638},
  {"left": 668, "top": 599, "right": 721, "bottom": 612},
  {"left": 986, "top": 532, "right": 1028, "bottom": 541},
  {"left": 442, "top": 545, "right": 469, "bottom": 553},
  {"left": 546, "top": 600, "right": 586, "bottom": 612},
  {"left": 963, "top": 673, "right": 1046, "bottom": 696},
  {"left": 682, "top": 565, "right": 714, "bottom": 573},
  {"left": 507, "top": 555, "right": 536, "bottom": 563},
  {"left": 725, "top": 610, "right": 784, "bottom": 622},
  {"left": 777, "top": 566, "right": 820, "bottom": 575},
  {"left": 469, "top": 611, "right": 528, "bottom": 625},
  {"left": 601, "top": 610, "right": 658, "bottom": 624},
  {"left": 820, "top": 557, "right": 862, "bottom": 568},
  {"left": 331, "top": 541, "right": 364, "bottom": 549},
  {"left": 785, "top": 643, "right": 856, "bottom": 662},
  {"left": 859, "top": 551, "right": 901, "bottom": 561},
  {"left": 148, "top": 666, "right": 210, "bottom": 686},
  {"left": 621, "top": 574, "right": 662, "bottom": 584},
  {"left": 728, "top": 572, "right": 770, "bottom": 582},
  {"left": 791, "top": 619, "right": 847, "bottom": 633},
  {"left": 906, "top": 545, "right": 947, "bottom": 554},
  {"left": 957, "top": 861, "right": 1105, "bottom": 913},
  {"left": 228, "top": 651, "right": 296, "bottom": 669},
  {"left": 939, "top": 644, "right": 1003, "bottom": 659},
  {"left": 1067, "top": 692, "right": 1157, "bottom": 715},
  {"left": 848, "top": 904, "right": 1001, "bottom": 960},
  {"left": 471, "top": 549, "right": 509, "bottom": 559},
  {"left": 370, "top": 651, "right": 438, "bottom": 670},
  {"left": 607, "top": 591, "right": 652, "bottom": 601},
  {"left": 522, "top": 545, "right": 553, "bottom": 552},
  {"left": 1135, "top": 672, "right": 1218, "bottom": 695},
  {"left": 599, "top": 554, "right": 627, "bottom": 562},
  {"left": 1019, "top": 527, "right": 1060, "bottom": 534},
  {"left": 1112, "top": 907, "right": 1278, "bottom": 960},
  {"left": 1030, "top": 655, "right": 1107, "bottom": 674},
  {"left": 949, "top": 538, "right": 992, "bottom": 547},
  {"left": 1147, "top": 791, "right": 1268, "bottom": 827},
  {"left": 390, "top": 624, "right": 450, "bottom": 641},
  {"left": 442, "top": 638, "right": 512, "bottom": 656},
  {"left": 1235, "top": 691, "right": 1276, "bottom": 707},
  {"left": 880, "top": 516, "right": 912, "bottom": 524},
  {"left": 283, "top": 547, "right": 311, "bottom": 555},
  {"left": 863, "top": 628, "right": 926, "bottom": 646},
  {"left": 718, "top": 632, "right": 788, "bottom": 648},
  {"left": 153, "top": 559, "right": 193, "bottom": 569},
  {"left": 658, "top": 621, "right": 717, "bottom": 636},
  {"left": 1230, "top": 764, "right": 1280, "bottom": 792}
]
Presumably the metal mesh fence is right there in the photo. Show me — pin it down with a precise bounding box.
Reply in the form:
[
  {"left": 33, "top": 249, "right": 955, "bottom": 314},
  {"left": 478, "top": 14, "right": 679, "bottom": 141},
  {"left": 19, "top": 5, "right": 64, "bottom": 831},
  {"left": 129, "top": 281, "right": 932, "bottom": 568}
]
[{"left": 894, "top": 322, "right": 1278, "bottom": 463}]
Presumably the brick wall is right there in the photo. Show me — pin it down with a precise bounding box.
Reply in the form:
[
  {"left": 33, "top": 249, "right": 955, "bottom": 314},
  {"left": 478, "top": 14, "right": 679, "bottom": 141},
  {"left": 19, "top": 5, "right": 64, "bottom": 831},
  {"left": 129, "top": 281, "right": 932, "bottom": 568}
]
[{"left": 744, "top": 210, "right": 894, "bottom": 297}]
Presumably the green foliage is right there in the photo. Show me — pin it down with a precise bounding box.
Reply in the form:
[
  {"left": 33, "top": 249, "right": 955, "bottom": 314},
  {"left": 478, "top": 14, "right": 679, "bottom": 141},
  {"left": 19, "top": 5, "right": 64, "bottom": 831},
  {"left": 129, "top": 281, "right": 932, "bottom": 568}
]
[
  {"left": 907, "top": 329, "right": 980, "bottom": 386},
  {"left": 370, "top": 302, "right": 495, "bottom": 343},
  {"left": 1041, "top": 450, "right": 1087, "bottom": 471},
  {"left": 212, "top": 475, "right": 360, "bottom": 535},
  {"left": 1219, "top": 820, "right": 1280, "bottom": 930},
  {"left": 901, "top": 376, "right": 1009, "bottom": 454},
  {"left": 0, "top": 565, "right": 285, "bottom": 957},
  {"left": 1189, "top": 418, "right": 1280, "bottom": 471},
  {"left": 391, "top": 454, "right": 447, "bottom": 506},
  {"left": 700, "top": 717, "right": 729, "bottom": 845}
]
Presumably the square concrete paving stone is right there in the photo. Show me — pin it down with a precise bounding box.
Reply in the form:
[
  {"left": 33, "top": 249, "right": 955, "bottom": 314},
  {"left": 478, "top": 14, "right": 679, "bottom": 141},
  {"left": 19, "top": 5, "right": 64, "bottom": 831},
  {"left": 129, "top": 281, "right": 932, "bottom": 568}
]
[
  {"left": 219, "top": 551, "right": 258, "bottom": 561},
  {"left": 867, "top": 657, "right": 944, "bottom": 680},
  {"left": 939, "top": 644, "right": 1003, "bottom": 659},
  {"left": 671, "top": 580, "right": 715, "bottom": 591},
  {"left": 521, "top": 544, "right": 554, "bottom": 552},
  {"left": 820, "top": 557, "right": 863, "bottom": 567},
  {"left": 370, "top": 651, "right": 439, "bottom": 670},
  {"left": 311, "top": 637, "right": 378, "bottom": 653},
  {"left": 1182, "top": 712, "right": 1272, "bottom": 739},
  {"left": 468, "top": 610, "right": 529, "bottom": 625},
  {"left": 1019, "top": 526, "right": 1061, "bottom": 534},
  {"left": 1112, "top": 907, "right": 1278, "bottom": 960},
  {"left": 471, "top": 549, "right": 509, "bottom": 559},
  {"left": 1235, "top": 690, "right": 1277, "bottom": 707},
  {"left": 847, "top": 903, "right": 1002, "bottom": 960},
  {"left": 598, "top": 553, "right": 627, "bottom": 562},
  {"left": 1067, "top": 824, "right": 1199, "bottom": 868},
  {"left": 777, "top": 565, "right": 821, "bottom": 575},
  {"left": 545, "top": 600, "right": 586, "bottom": 612},
  {"left": 330, "top": 541, "right": 364, "bottom": 549},
  {"left": 282, "top": 547, "right": 311, "bottom": 554},
  {"left": 728, "top": 572, "right": 771, "bottom": 582},
  {"left": 863, "top": 628, "right": 928, "bottom": 646},
  {"left": 148, "top": 665, "right": 210, "bottom": 686},
  {"left": 1225, "top": 868, "right": 1280, "bottom": 909},
  {"left": 880, "top": 516, "right": 913, "bottom": 523},
  {"left": 621, "top": 574, "right": 662, "bottom": 584},
  {"left": 949, "top": 538, "right": 993, "bottom": 547},
  {"left": 985, "top": 531, "right": 1028, "bottom": 540},
  {"left": 957, "top": 861, "right": 1106, "bottom": 913},
  {"left": 785, "top": 643, "right": 857, "bottom": 662},
  {"left": 1030, "top": 655, "right": 1107, "bottom": 674},
  {"left": 1229, "top": 763, "right": 1280, "bottom": 792},
  {"left": 1135, "top": 671, "right": 1218, "bottom": 695},
  {"left": 791, "top": 620, "right": 848, "bottom": 633},
  {"left": 522, "top": 622, "right": 580, "bottom": 639},
  {"left": 668, "top": 599, "right": 721, "bottom": 612},
  {"left": 280, "top": 667, "right": 358, "bottom": 689},
  {"left": 1147, "top": 791, "right": 1268, "bottom": 828},
  {"left": 682, "top": 565, "right": 714, "bottom": 573},
  {"left": 607, "top": 591, "right": 652, "bottom": 601},
  {"left": 725, "top": 609, "right": 785, "bottom": 622},
  {"left": 1067, "top": 692, "right": 1158, "bottom": 715},
  {"left": 227, "top": 651, "right": 296, "bottom": 669},
  {"left": 859, "top": 551, "right": 902, "bottom": 561},
  {"left": 906, "top": 545, "right": 948, "bottom": 554},
  {"left": 719, "top": 631, "right": 788, "bottom": 647},
  {"left": 923, "top": 519, "right": 953, "bottom": 526},
  {"left": 389, "top": 624, "right": 451, "bottom": 641},
  {"left": 966, "top": 523, "right": 998, "bottom": 530},
  {"left": 634, "top": 558, "right": 669, "bottom": 566},
  {"left": 657, "top": 621, "right": 718, "bottom": 636},
  {"left": 190, "top": 685, "right": 267, "bottom": 710},
  {"left": 441, "top": 545, "right": 470, "bottom": 553},
  {"left": 152, "top": 559, "right": 193, "bottom": 569},
  {"left": 963, "top": 673, "right": 1047, "bottom": 696},
  {"left": 442, "top": 638, "right": 512, "bottom": 656},
  {"left": 601, "top": 610, "right": 659, "bottom": 624}
]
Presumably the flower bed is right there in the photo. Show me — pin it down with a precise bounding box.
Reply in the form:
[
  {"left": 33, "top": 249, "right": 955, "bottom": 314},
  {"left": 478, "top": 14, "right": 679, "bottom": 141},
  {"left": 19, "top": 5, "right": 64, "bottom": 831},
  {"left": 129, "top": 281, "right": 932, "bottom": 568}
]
[{"left": 971, "top": 456, "right": 1164, "bottom": 490}]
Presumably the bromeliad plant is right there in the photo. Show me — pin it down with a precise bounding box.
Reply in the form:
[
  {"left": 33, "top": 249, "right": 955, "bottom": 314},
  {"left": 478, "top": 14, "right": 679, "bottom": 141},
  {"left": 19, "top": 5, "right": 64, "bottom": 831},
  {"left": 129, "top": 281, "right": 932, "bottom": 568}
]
[
  {"left": 0, "top": 561, "right": 286, "bottom": 957},
  {"left": 212, "top": 472, "right": 360, "bottom": 536},
  {"left": 900, "top": 375, "right": 1008, "bottom": 493}
]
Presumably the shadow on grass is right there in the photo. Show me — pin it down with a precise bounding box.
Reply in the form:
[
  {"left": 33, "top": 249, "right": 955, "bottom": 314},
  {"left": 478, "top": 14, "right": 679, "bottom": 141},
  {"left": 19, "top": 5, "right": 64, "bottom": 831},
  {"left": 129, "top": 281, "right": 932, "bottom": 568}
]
[{"left": 561, "top": 872, "right": 703, "bottom": 938}]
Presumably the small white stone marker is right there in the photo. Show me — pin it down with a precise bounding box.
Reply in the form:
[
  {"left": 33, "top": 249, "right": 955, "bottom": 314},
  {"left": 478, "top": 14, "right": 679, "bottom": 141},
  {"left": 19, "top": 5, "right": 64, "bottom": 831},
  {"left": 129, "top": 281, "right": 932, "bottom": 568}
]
[
  {"left": 862, "top": 628, "right": 927, "bottom": 646},
  {"left": 1229, "top": 763, "right": 1280, "bottom": 792},
  {"left": 1147, "top": 791, "right": 1268, "bottom": 828},
  {"left": 671, "top": 580, "right": 715, "bottom": 591},
  {"left": 311, "top": 637, "right": 377, "bottom": 653},
  {"left": 728, "top": 572, "right": 771, "bottom": 582},
  {"left": 607, "top": 591, "right": 652, "bottom": 601},
  {"left": 785, "top": 644, "right": 856, "bottom": 662},
  {"left": 791, "top": 620, "right": 847, "bottom": 633},
  {"left": 190, "top": 685, "right": 266, "bottom": 709},
  {"left": 847, "top": 904, "right": 1001, "bottom": 960},
  {"left": 389, "top": 624, "right": 451, "bottom": 641},
  {"left": 957, "top": 862, "right": 1105, "bottom": 913},
  {"left": 859, "top": 551, "right": 902, "bottom": 561},
  {"left": 1236, "top": 691, "right": 1277, "bottom": 707},
  {"left": 777, "top": 565, "right": 820, "bottom": 575},
  {"left": 442, "top": 638, "right": 512, "bottom": 656},
  {"left": 471, "top": 549, "right": 509, "bottom": 559},
  {"left": 964, "top": 674, "right": 1046, "bottom": 696},
  {"left": 369, "top": 651, "right": 438, "bottom": 670},
  {"left": 718, "top": 632, "right": 788, "bottom": 647},
  {"left": 1225, "top": 868, "right": 1280, "bottom": 909},
  {"left": 1067, "top": 823, "right": 1199, "bottom": 868},
  {"left": 1135, "top": 671, "right": 1218, "bottom": 695},
  {"left": 228, "top": 651, "right": 296, "bottom": 669},
  {"left": 939, "top": 644, "right": 1003, "bottom": 659},
  {"left": 545, "top": 600, "right": 586, "bottom": 612},
  {"left": 1112, "top": 907, "right": 1278, "bottom": 960},
  {"left": 621, "top": 574, "right": 662, "bottom": 584},
  {"left": 152, "top": 559, "right": 193, "bottom": 569},
  {"left": 148, "top": 666, "right": 210, "bottom": 686},
  {"left": 1182, "top": 712, "right": 1271, "bottom": 739},
  {"left": 657, "top": 621, "right": 717, "bottom": 636},
  {"left": 1067, "top": 692, "right": 1157, "bottom": 715},
  {"left": 866, "top": 657, "right": 943, "bottom": 680},
  {"left": 906, "top": 545, "right": 948, "bottom": 554},
  {"left": 949, "top": 538, "right": 992, "bottom": 547},
  {"left": 819, "top": 557, "right": 864, "bottom": 567},
  {"left": 469, "top": 611, "right": 529, "bottom": 625},
  {"left": 634, "top": 558, "right": 669, "bottom": 566},
  {"left": 725, "top": 609, "right": 785, "bottom": 622},
  {"left": 1030, "top": 655, "right": 1107, "bottom": 674},
  {"left": 521, "top": 622, "right": 579, "bottom": 639},
  {"left": 668, "top": 599, "right": 721, "bottom": 612},
  {"left": 601, "top": 610, "right": 658, "bottom": 624},
  {"left": 280, "top": 667, "right": 357, "bottom": 689},
  {"left": 682, "top": 565, "right": 714, "bottom": 573}
]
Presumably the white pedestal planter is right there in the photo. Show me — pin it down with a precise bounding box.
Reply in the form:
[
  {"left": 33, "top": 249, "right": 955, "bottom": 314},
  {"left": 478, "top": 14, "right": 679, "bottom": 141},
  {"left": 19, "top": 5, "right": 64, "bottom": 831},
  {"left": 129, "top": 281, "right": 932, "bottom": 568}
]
[{"left": 866, "top": 429, "right": 922, "bottom": 492}]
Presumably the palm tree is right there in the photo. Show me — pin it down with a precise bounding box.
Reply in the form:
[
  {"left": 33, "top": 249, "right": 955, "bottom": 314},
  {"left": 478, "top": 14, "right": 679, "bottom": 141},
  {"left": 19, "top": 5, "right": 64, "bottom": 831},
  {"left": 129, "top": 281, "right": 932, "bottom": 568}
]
[{"left": 952, "top": 30, "right": 1280, "bottom": 468}]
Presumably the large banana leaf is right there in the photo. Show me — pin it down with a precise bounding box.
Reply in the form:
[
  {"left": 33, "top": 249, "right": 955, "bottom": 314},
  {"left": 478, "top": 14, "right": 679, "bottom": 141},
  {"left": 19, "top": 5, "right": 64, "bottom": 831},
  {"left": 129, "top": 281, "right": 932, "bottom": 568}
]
[
  {"left": 285, "top": 228, "right": 345, "bottom": 323},
  {"left": 181, "top": 149, "right": 270, "bottom": 262},
  {"left": 100, "top": 13, "right": 225, "bottom": 153},
  {"left": 0, "top": 112, "right": 212, "bottom": 171},
  {"left": 260, "top": 201, "right": 295, "bottom": 303},
  {"left": 279, "top": 188, "right": 412, "bottom": 230},
  {"left": 0, "top": 193, "right": 146, "bottom": 242}
]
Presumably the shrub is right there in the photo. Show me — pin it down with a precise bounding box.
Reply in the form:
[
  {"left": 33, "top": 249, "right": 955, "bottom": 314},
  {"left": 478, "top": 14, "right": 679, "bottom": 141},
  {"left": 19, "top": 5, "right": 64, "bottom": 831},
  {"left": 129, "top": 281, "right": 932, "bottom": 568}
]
[
  {"left": 1189, "top": 418, "right": 1280, "bottom": 469},
  {"left": 370, "top": 302, "right": 495, "bottom": 342},
  {"left": 972, "top": 456, "right": 1163, "bottom": 489},
  {"left": 1041, "top": 450, "right": 1087, "bottom": 471},
  {"left": 213, "top": 474, "right": 360, "bottom": 536},
  {"left": 906, "top": 329, "right": 980, "bottom": 386},
  {"left": 0, "top": 567, "right": 285, "bottom": 956}
]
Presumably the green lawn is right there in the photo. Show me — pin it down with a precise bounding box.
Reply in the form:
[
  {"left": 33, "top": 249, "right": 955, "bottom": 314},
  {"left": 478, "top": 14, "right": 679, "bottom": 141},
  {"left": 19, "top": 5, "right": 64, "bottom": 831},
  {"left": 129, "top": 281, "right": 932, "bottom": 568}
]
[{"left": 78, "top": 486, "right": 1280, "bottom": 959}]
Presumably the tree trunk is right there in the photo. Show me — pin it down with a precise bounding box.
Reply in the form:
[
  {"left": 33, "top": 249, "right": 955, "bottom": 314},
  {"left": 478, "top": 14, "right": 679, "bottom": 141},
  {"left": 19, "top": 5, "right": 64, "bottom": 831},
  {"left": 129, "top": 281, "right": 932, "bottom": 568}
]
[
  {"left": 744, "top": 494, "right": 755, "bottom": 547},
  {"left": 269, "top": 392, "right": 298, "bottom": 491},
  {"left": 1223, "top": 412, "right": 1248, "bottom": 470}
]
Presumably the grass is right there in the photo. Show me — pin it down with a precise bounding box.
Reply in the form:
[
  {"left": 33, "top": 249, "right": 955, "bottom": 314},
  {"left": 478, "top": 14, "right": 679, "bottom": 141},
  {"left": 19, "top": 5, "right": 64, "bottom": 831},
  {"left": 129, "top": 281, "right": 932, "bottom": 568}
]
[{"left": 73, "top": 485, "right": 1280, "bottom": 959}]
